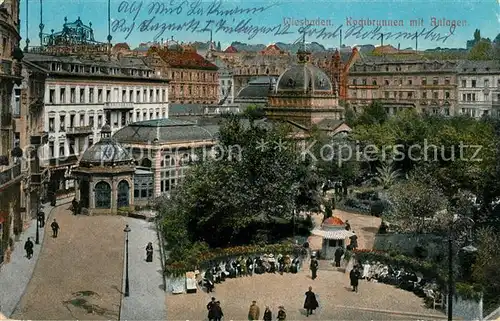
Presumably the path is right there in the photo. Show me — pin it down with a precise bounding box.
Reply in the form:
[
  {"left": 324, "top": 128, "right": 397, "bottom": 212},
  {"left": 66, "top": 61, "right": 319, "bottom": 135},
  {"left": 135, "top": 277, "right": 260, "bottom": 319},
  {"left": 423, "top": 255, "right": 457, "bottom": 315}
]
[
  {"left": 166, "top": 269, "right": 446, "bottom": 320},
  {"left": 10, "top": 206, "right": 125, "bottom": 320},
  {"left": 0, "top": 197, "right": 71, "bottom": 317},
  {"left": 120, "top": 218, "right": 166, "bottom": 320}
]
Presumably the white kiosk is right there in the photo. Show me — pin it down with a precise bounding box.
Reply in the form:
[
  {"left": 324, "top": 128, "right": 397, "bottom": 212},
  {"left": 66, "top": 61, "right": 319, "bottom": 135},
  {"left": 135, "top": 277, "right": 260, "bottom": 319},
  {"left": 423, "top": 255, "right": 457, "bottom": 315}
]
[{"left": 311, "top": 217, "right": 354, "bottom": 260}]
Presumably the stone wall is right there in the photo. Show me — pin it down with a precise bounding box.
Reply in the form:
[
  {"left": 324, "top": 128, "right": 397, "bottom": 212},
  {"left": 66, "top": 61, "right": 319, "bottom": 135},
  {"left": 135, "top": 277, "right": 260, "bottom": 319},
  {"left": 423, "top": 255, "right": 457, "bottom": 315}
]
[
  {"left": 374, "top": 233, "right": 445, "bottom": 258},
  {"left": 448, "top": 294, "right": 483, "bottom": 321}
]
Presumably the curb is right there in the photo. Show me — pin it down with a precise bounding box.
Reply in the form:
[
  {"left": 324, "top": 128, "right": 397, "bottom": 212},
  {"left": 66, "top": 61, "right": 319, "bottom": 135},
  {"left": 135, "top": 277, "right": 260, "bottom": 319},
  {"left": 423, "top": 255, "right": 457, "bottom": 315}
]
[
  {"left": 9, "top": 199, "right": 72, "bottom": 317},
  {"left": 334, "top": 304, "right": 448, "bottom": 319}
]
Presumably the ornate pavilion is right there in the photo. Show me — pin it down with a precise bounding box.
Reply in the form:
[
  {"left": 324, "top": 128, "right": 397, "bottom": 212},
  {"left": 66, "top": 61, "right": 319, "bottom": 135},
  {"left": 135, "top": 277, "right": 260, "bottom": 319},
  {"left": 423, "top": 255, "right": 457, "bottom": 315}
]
[
  {"left": 73, "top": 125, "right": 135, "bottom": 215},
  {"left": 311, "top": 217, "right": 354, "bottom": 259}
]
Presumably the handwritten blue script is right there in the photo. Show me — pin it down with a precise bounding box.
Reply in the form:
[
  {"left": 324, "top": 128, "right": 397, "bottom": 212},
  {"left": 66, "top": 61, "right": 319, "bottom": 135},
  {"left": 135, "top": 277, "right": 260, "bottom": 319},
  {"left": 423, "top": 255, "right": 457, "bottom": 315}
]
[{"left": 113, "top": 0, "right": 457, "bottom": 43}]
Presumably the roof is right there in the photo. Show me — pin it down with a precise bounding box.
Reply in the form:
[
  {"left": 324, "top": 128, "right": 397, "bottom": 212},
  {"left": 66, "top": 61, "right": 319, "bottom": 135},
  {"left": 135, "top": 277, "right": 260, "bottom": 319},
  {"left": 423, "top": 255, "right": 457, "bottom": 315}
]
[
  {"left": 311, "top": 228, "right": 355, "bottom": 240},
  {"left": 236, "top": 82, "right": 271, "bottom": 99},
  {"left": 150, "top": 47, "right": 218, "bottom": 70},
  {"left": 316, "top": 119, "right": 345, "bottom": 130},
  {"left": 79, "top": 137, "right": 133, "bottom": 166},
  {"left": 276, "top": 63, "right": 333, "bottom": 93},
  {"left": 224, "top": 45, "right": 238, "bottom": 53},
  {"left": 457, "top": 60, "right": 500, "bottom": 74},
  {"left": 323, "top": 217, "right": 345, "bottom": 226},
  {"left": 113, "top": 118, "right": 217, "bottom": 144}
]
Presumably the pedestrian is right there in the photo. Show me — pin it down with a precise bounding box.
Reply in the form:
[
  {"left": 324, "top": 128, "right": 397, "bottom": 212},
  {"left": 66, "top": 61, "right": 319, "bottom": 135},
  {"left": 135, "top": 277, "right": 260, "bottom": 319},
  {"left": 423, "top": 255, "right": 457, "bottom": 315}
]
[
  {"left": 145, "top": 242, "right": 153, "bottom": 262},
  {"left": 248, "top": 300, "right": 260, "bottom": 320},
  {"left": 51, "top": 219, "right": 60, "bottom": 238},
  {"left": 334, "top": 247, "right": 344, "bottom": 267},
  {"left": 37, "top": 211, "right": 45, "bottom": 227},
  {"left": 304, "top": 286, "right": 319, "bottom": 317},
  {"left": 207, "top": 297, "right": 216, "bottom": 321},
  {"left": 310, "top": 257, "right": 319, "bottom": 280},
  {"left": 212, "top": 301, "right": 223, "bottom": 321},
  {"left": 345, "top": 220, "right": 351, "bottom": 231},
  {"left": 263, "top": 306, "right": 272, "bottom": 321},
  {"left": 277, "top": 306, "right": 286, "bottom": 321},
  {"left": 349, "top": 232, "right": 358, "bottom": 250},
  {"left": 24, "top": 237, "right": 34, "bottom": 259},
  {"left": 350, "top": 266, "right": 361, "bottom": 292}
]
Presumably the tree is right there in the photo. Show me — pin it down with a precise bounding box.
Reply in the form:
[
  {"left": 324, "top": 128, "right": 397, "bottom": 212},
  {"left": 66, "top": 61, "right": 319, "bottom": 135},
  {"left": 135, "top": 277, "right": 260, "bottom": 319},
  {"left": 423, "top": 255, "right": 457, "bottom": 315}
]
[
  {"left": 217, "top": 41, "right": 221, "bottom": 51},
  {"left": 243, "top": 104, "right": 265, "bottom": 122},
  {"left": 355, "top": 100, "right": 387, "bottom": 126},
  {"left": 386, "top": 168, "right": 449, "bottom": 233},
  {"left": 373, "top": 160, "right": 401, "bottom": 189},
  {"left": 468, "top": 40, "right": 493, "bottom": 60},
  {"left": 473, "top": 29, "right": 481, "bottom": 43}
]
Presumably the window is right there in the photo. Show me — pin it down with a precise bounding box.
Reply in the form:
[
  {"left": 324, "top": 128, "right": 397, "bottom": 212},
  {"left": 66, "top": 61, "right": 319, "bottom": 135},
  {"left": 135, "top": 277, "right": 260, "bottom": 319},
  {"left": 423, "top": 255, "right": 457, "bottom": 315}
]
[
  {"left": 69, "top": 114, "right": 75, "bottom": 127},
  {"left": 60, "top": 88, "right": 66, "bottom": 103},
  {"left": 49, "top": 142, "right": 54, "bottom": 157},
  {"left": 407, "top": 92, "right": 413, "bottom": 99},
  {"left": 422, "top": 92, "right": 427, "bottom": 99},
  {"left": 98, "top": 115, "right": 103, "bottom": 127},
  {"left": 384, "top": 91, "right": 389, "bottom": 99},
  {"left": 462, "top": 80, "right": 466, "bottom": 88},
  {"left": 433, "top": 92, "right": 438, "bottom": 99},
  {"left": 467, "top": 93, "right": 471, "bottom": 101},
  {"left": 70, "top": 88, "right": 76, "bottom": 103},
  {"left": 98, "top": 89, "right": 103, "bottom": 102},
  {"left": 472, "top": 93, "right": 476, "bottom": 101},
  {"left": 399, "top": 79, "right": 403, "bottom": 86},
  {"left": 49, "top": 117, "right": 55, "bottom": 132},
  {"left": 106, "top": 89, "right": 111, "bottom": 102},
  {"left": 12, "top": 89, "right": 20, "bottom": 117},
  {"left": 136, "top": 90, "right": 141, "bottom": 102},
  {"left": 421, "top": 78, "right": 427, "bottom": 85},
  {"left": 80, "top": 88, "right": 85, "bottom": 103},
  {"left": 352, "top": 79, "right": 357, "bottom": 85},
  {"left": 60, "top": 115, "right": 66, "bottom": 131},
  {"left": 484, "top": 79, "right": 489, "bottom": 87},
  {"left": 59, "top": 142, "right": 65, "bottom": 156},
  {"left": 384, "top": 79, "right": 389, "bottom": 85},
  {"left": 95, "top": 181, "right": 111, "bottom": 209},
  {"left": 472, "top": 80, "right": 476, "bottom": 88},
  {"left": 89, "top": 116, "right": 94, "bottom": 127},
  {"left": 462, "top": 94, "right": 466, "bottom": 101},
  {"left": 408, "top": 79, "right": 412, "bottom": 85},
  {"left": 144, "top": 89, "right": 148, "bottom": 102},
  {"left": 445, "top": 92, "right": 450, "bottom": 99},
  {"left": 89, "top": 88, "right": 94, "bottom": 103},
  {"left": 162, "top": 89, "right": 167, "bottom": 101},
  {"left": 49, "top": 89, "right": 55, "bottom": 103},
  {"left": 433, "top": 78, "right": 438, "bottom": 85},
  {"left": 129, "top": 90, "right": 133, "bottom": 102},
  {"left": 117, "top": 180, "right": 130, "bottom": 207},
  {"left": 122, "top": 90, "right": 127, "bottom": 102},
  {"left": 150, "top": 89, "right": 154, "bottom": 100},
  {"left": 398, "top": 92, "right": 403, "bottom": 99},
  {"left": 372, "top": 80, "right": 377, "bottom": 85},
  {"left": 136, "top": 111, "right": 140, "bottom": 120},
  {"left": 445, "top": 78, "right": 450, "bottom": 85},
  {"left": 88, "top": 136, "right": 93, "bottom": 146}
]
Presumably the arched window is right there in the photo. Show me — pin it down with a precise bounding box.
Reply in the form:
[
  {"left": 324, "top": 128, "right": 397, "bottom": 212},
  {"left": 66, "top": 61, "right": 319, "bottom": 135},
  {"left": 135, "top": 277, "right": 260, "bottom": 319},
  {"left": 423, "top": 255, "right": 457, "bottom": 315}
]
[
  {"left": 95, "top": 181, "right": 111, "bottom": 209},
  {"left": 141, "top": 158, "right": 152, "bottom": 167},
  {"left": 117, "top": 180, "right": 130, "bottom": 208}
]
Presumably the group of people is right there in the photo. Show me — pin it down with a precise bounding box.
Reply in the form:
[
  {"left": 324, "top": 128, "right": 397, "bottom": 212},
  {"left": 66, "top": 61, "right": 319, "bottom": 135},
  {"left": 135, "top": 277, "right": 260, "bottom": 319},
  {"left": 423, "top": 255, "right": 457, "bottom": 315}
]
[
  {"left": 206, "top": 287, "right": 319, "bottom": 320},
  {"left": 24, "top": 218, "right": 60, "bottom": 259}
]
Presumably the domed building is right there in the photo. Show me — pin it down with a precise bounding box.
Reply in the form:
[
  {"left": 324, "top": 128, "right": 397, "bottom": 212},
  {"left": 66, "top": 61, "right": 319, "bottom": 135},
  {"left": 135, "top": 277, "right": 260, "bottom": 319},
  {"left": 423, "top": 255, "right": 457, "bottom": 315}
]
[
  {"left": 73, "top": 125, "right": 135, "bottom": 215},
  {"left": 266, "top": 48, "right": 349, "bottom": 134}
]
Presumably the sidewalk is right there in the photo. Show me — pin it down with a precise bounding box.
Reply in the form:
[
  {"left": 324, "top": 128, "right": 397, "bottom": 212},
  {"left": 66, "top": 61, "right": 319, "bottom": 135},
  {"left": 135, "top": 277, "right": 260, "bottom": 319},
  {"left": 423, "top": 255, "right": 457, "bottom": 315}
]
[
  {"left": 120, "top": 218, "right": 166, "bottom": 320},
  {"left": 0, "top": 196, "right": 72, "bottom": 317}
]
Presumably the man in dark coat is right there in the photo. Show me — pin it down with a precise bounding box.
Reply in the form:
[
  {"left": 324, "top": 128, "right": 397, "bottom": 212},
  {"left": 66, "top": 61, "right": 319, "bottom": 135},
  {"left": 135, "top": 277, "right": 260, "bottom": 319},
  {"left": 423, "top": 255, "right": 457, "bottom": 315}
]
[
  {"left": 277, "top": 306, "right": 286, "bottom": 320},
  {"left": 310, "top": 257, "right": 319, "bottom": 280},
  {"left": 345, "top": 220, "right": 351, "bottom": 231},
  {"left": 37, "top": 211, "right": 45, "bottom": 227},
  {"left": 350, "top": 266, "right": 361, "bottom": 292},
  {"left": 51, "top": 219, "right": 60, "bottom": 238},
  {"left": 207, "top": 297, "right": 216, "bottom": 321},
  {"left": 72, "top": 198, "right": 78, "bottom": 215},
  {"left": 349, "top": 233, "right": 358, "bottom": 250},
  {"left": 212, "top": 301, "right": 223, "bottom": 321},
  {"left": 334, "top": 247, "right": 344, "bottom": 267},
  {"left": 24, "top": 237, "right": 34, "bottom": 259},
  {"left": 263, "top": 306, "right": 272, "bottom": 321},
  {"left": 304, "top": 286, "right": 319, "bottom": 316}
]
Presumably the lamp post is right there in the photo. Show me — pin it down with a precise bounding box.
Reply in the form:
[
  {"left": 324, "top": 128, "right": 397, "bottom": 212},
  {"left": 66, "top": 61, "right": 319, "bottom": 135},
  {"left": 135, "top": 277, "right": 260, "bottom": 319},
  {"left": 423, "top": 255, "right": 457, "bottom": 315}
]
[
  {"left": 35, "top": 195, "right": 41, "bottom": 244},
  {"left": 447, "top": 216, "right": 476, "bottom": 321},
  {"left": 124, "top": 224, "right": 131, "bottom": 297}
]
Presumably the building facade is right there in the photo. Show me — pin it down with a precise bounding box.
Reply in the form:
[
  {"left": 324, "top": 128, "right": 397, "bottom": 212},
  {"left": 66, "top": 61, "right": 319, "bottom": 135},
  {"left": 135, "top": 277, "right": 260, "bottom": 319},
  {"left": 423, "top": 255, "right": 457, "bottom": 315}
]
[
  {"left": 347, "top": 56, "right": 459, "bottom": 116},
  {"left": 457, "top": 60, "right": 500, "bottom": 118},
  {"left": 143, "top": 45, "right": 219, "bottom": 105},
  {"left": 0, "top": 0, "right": 23, "bottom": 265}
]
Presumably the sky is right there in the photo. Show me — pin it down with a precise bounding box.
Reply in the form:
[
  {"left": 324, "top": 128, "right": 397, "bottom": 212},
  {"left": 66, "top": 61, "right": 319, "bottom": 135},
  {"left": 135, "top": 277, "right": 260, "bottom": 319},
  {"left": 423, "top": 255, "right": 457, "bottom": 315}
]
[{"left": 19, "top": 0, "right": 500, "bottom": 50}]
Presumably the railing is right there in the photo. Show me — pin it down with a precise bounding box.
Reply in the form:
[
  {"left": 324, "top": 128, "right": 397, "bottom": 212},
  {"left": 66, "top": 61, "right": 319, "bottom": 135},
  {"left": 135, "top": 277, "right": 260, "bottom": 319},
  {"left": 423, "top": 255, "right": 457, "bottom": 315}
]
[
  {"left": 47, "top": 154, "right": 78, "bottom": 167},
  {"left": 66, "top": 126, "right": 93, "bottom": 135},
  {"left": 0, "top": 162, "right": 22, "bottom": 188},
  {"left": 104, "top": 102, "right": 134, "bottom": 110}
]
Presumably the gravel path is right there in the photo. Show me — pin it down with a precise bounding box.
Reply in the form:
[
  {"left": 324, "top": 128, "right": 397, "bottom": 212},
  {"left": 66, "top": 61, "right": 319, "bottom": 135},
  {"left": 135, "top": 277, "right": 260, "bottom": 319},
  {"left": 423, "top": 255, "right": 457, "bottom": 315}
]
[
  {"left": 120, "top": 218, "right": 166, "bottom": 320},
  {"left": 166, "top": 268, "right": 445, "bottom": 320},
  {"left": 0, "top": 198, "right": 71, "bottom": 317},
  {"left": 10, "top": 206, "right": 125, "bottom": 320}
]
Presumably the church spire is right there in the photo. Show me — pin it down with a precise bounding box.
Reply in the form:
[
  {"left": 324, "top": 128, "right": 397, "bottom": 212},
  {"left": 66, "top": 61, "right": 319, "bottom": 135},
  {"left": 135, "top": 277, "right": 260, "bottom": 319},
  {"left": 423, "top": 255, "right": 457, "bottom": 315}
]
[{"left": 297, "top": 32, "right": 311, "bottom": 63}]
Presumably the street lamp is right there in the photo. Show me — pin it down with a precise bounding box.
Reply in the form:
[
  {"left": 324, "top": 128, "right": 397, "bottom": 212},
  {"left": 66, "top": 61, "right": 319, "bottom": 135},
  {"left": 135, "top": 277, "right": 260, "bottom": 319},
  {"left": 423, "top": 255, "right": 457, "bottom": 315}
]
[
  {"left": 123, "top": 224, "right": 131, "bottom": 297},
  {"left": 447, "top": 216, "right": 476, "bottom": 321}
]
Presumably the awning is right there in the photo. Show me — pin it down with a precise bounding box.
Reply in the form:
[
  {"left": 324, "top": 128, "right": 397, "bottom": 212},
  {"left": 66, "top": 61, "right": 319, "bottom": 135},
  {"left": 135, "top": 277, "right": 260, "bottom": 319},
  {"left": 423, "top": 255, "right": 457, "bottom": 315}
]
[{"left": 311, "top": 228, "right": 355, "bottom": 240}]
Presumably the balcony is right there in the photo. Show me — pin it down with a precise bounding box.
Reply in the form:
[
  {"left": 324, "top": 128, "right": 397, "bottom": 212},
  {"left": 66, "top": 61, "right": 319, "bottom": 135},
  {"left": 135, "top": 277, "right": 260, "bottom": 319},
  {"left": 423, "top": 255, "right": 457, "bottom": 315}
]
[
  {"left": 30, "top": 169, "right": 48, "bottom": 186},
  {"left": 104, "top": 102, "right": 134, "bottom": 110},
  {"left": 66, "top": 126, "right": 93, "bottom": 136},
  {"left": 0, "top": 162, "right": 23, "bottom": 190},
  {"left": 30, "top": 133, "right": 49, "bottom": 146},
  {"left": 46, "top": 154, "right": 78, "bottom": 168}
]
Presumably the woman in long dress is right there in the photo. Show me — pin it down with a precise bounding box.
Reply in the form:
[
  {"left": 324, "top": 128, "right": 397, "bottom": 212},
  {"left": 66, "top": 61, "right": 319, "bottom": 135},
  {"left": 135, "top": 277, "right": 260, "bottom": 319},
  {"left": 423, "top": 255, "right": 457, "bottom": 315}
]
[
  {"left": 146, "top": 242, "right": 153, "bottom": 262},
  {"left": 304, "top": 286, "right": 319, "bottom": 316}
]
